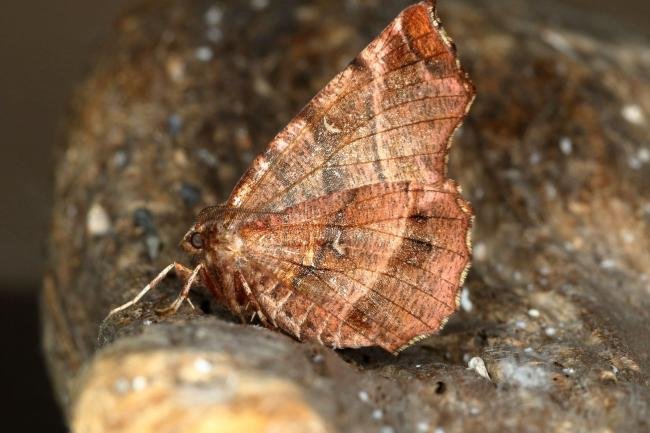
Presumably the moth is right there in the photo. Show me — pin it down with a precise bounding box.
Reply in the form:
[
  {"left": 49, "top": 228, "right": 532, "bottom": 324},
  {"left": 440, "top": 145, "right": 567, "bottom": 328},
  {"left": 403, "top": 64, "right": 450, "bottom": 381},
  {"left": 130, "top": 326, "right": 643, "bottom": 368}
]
[{"left": 108, "top": 0, "right": 475, "bottom": 353}]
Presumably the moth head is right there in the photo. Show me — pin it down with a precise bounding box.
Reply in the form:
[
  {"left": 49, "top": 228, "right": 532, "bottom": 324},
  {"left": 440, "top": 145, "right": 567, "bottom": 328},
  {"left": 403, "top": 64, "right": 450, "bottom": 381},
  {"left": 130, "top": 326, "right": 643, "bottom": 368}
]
[{"left": 181, "top": 224, "right": 208, "bottom": 255}]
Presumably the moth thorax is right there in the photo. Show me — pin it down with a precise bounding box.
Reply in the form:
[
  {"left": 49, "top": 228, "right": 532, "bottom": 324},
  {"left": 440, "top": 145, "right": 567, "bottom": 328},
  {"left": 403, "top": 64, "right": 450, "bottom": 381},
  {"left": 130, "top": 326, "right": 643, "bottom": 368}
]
[{"left": 218, "top": 231, "right": 244, "bottom": 255}]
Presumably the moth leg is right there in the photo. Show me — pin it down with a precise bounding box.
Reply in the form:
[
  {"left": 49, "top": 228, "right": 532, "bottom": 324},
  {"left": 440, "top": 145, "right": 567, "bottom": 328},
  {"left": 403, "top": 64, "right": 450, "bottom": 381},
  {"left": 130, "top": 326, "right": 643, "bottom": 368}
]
[
  {"left": 199, "top": 268, "right": 246, "bottom": 322},
  {"left": 201, "top": 268, "right": 226, "bottom": 305},
  {"left": 236, "top": 271, "right": 275, "bottom": 328},
  {"left": 157, "top": 263, "right": 204, "bottom": 315},
  {"left": 106, "top": 262, "right": 193, "bottom": 319},
  {"left": 204, "top": 270, "right": 244, "bottom": 323}
]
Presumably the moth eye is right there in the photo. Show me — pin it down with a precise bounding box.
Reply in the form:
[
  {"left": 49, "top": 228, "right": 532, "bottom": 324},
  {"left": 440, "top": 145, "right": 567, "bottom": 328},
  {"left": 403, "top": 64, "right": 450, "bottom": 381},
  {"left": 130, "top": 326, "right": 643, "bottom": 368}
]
[{"left": 190, "top": 232, "right": 204, "bottom": 249}]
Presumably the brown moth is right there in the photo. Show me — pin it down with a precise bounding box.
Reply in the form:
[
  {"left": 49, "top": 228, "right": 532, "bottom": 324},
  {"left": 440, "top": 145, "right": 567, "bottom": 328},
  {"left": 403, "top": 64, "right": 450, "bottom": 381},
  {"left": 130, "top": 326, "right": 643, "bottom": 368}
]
[{"left": 108, "top": 0, "right": 475, "bottom": 353}]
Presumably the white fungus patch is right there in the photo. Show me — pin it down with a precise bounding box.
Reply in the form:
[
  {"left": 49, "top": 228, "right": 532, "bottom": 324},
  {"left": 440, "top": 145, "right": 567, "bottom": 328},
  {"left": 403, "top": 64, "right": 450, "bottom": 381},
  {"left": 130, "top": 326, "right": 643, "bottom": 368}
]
[
  {"left": 193, "top": 357, "right": 213, "bottom": 374},
  {"left": 131, "top": 375, "right": 148, "bottom": 391},
  {"left": 113, "top": 377, "right": 130, "bottom": 394},
  {"left": 460, "top": 287, "right": 473, "bottom": 312},
  {"left": 515, "top": 320, "right": 527, "bottom": 329},
  {"left": 380, "top": 426, "right": 395, "bottom": 433},
  {"left": 204, "top": 5, "right": 223, "bottom": 26},
  {"left": 562, "top": 367, "right": 575, "bottom": 376},
  {"left": 473, "top": 242, "right": 487, "bottom": 261},
  {"left": 195, "top": 46, "right": 214, "bottom": 61},
  {"left": 145, "top": 235, "right": 161, "bottom": 260},
  {"left": 600, "top": 258, "right": 617, "bottom": 269},
  {"left": 545, "top": 326, "right": 557, "bottom": 337},
  {"left": 629, "top": 156, "right": 642, "bottom": 170},
  {"left": 434, "top": 427, "right": 446, "bottom": 433},
  {"left": 87, "top": 203, "right": 111, "bottom": 236},
  {"left": 204, "top": 7, "right": 226, "bottom": 43},
  {"left": 112, "top": 150, "right": 128, "bottom": 168},
  {"left": 639, "top": 147, "right": 650, "bottom": 162},
  {"left": 529, "top": 151, "right": 541, "bottom": 165},
  {"left": 559, "top": 137, "right": 573, "bottom": 155},
  {"left": 358, "top": 390, "right": 370, "bottom": 402},
  {"left": 527, "top": 308, "right": 540, "bottom": 318},
  {"left": 372, "top": 409, "right": 384, "bottom": 420},
  {"left": 468, "top": 356, "right": 491, "bottom": 380},
  {"left": 629, "top": 147, "right": 650, "bottom": 170},
  {"left": 499, "top": 358, "right": 549, "bottom": 389},
  {"left": 416, "top": 421, "right": 430, "bottom": 432},
  {"left": 621, "top": 104, "right": 645, "bottom": 125}
]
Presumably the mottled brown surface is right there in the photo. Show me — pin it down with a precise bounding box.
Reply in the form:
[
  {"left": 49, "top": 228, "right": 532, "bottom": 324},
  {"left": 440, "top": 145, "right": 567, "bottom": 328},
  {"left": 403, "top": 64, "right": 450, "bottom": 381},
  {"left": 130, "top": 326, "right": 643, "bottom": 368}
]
[{"left": 42, "top": 0, "right": 649, "bottom": 432}]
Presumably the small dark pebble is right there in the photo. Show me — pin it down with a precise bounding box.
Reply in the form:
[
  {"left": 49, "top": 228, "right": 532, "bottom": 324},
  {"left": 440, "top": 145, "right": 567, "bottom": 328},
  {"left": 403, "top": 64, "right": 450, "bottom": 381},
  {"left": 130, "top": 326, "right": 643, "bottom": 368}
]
[
  {"left": 133, "top": 207, "right": 157, "bottom": 235},
  {"left": 180, "top": 183, "right": 202, "bottom": 207},
  {"left": 168, "top": 114, "right": 183, "bottom": 137}
]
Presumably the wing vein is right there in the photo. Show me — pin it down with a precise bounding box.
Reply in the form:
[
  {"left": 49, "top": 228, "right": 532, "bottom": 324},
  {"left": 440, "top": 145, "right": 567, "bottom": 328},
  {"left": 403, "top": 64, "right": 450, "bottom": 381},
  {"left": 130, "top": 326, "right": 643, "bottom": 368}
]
[
  {"left": 324, "top": 149, "right": 446, "bottom": 168},
  {"left": 257, "top": 220, "right": 466, "bottom": 257},
  {"left": 250, "top": 251, "right": 431, "bottom": 334},
  {"left": 249, "top": 255, "right": 397, "bottom": 343},
  {"left": 237, "top": 184, "right": 462, "bottom": 227},
  {"left": 268, "top": 115, "right": 462, "bottom": 205},
  {"left": 380, "top": 30, "right": 436, "bottom": 61},
  {"left": 234, "top": 51, "right": 451, "bottom": 211}
]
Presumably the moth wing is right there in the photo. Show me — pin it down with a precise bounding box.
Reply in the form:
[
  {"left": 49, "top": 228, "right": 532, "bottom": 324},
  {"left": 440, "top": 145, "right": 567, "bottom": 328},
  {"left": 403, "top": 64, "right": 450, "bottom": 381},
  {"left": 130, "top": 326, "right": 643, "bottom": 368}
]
[
  {"left": 227, "top": 1, "right": 474, "bottom": 213},
  {"left": 238, "top": 181, "right": 472, "bottom": 353}
]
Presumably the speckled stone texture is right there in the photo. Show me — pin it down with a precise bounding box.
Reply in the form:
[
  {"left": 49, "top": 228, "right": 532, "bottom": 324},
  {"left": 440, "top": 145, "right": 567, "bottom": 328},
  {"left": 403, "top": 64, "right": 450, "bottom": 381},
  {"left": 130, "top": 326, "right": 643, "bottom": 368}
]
[{"left": 42, "top": 0, "right": 650, "bottom": 432}]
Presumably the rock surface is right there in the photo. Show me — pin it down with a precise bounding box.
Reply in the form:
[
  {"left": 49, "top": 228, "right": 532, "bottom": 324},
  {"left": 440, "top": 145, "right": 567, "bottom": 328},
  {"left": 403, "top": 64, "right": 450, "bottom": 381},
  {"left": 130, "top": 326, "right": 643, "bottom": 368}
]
[{"left": 42, "top": 0, "right": 650, "bottom": 432}]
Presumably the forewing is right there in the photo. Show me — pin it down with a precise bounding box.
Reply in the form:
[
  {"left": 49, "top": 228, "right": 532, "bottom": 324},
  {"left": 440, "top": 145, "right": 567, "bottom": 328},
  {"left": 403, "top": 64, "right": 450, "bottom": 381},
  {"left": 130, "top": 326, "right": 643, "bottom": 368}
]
[
  {"left": 227, "top": 1, "right": 474, "bottom": 213},
  {"left": 237, "top": 181, "right": 472, "bottom": 353}
]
